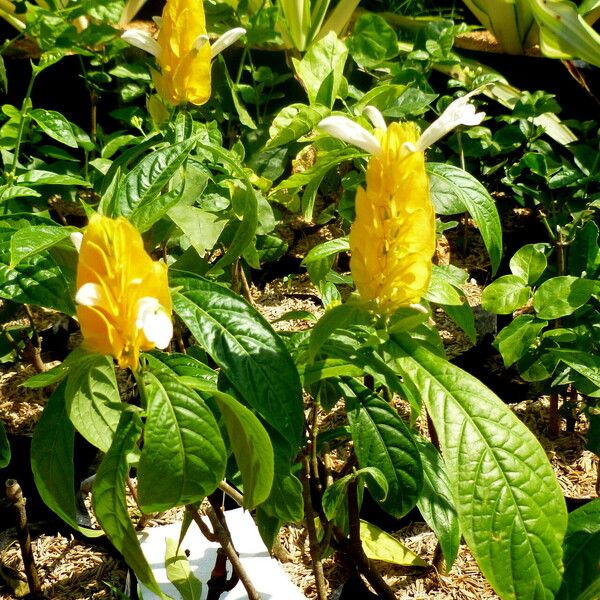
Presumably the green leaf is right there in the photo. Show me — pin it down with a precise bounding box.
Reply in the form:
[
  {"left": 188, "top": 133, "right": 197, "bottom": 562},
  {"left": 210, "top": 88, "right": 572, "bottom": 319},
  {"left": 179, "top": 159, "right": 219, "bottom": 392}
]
[
  {"left": 494, "top": 315, "right": 547, "bottom": 367},
  {"left": 428, "top": 163, "right": 503, "bottom": 275},
  {"left": 168, "top": 205, "right": 227, "bottom": 258},
  {"left": 481, "top": 274, "right": 530, "bottom": 314},
  {"left": 415, "top": 437, "right": 460, "bottom": 569},
  {"left": 425, "top": 266, "right": 464, "bottom": 306},
  {"left": 16, "top": 169, "right": 91, "bottom": 187},
  {"left": 347, "top": 14, "right": 399, "bottom": 68},
  {"left": 345, "top": 379, "right": 423, "bottom": 518},
  {"left": 172, "top": 274, "right": 304, "bottom": 452},
  {"left": 30, "top": 108, "right": 78, "bottom": 148},
  {"left": 551, "top": 349, "right": 600, "bottom": 388},
  {"left": 64, "top": 352, "right": 121, "bottom": 453},
  {"left": 292, "top": 32, "right": 348, "bottom": 108},
  {"left": 165, "top": 537, "right": 202, "bottom": 600},
  {"left": 556, "top": 498, "right": 600, "bottom": 600},
  {"left": 0, "top": 185, "right": 41, "bottom": 202},
  {"left": 136, "top": 366, "right": 226, "bottom": 513},
  {"left": 111, "top": 138, "right": 195, "bottom": 231},
  {"left": 30, "top": 381, "right": 102, "bottom": 536},
  {"left": 533, "top": 276, "right": 596, "bottom": 320},
  {"left": 213, "top": 391, "right": 274, "bottom": 509},
  {"left": 10, "top": 224, "right": 78, "bottom": 268},
  {"left": 0, "top": 421, "right": 9, "bottom": 468},
  {"left": 509, "top": 243, "right": 548, "bottom": 285},
  {"left": 393, "top": 334, "right": 567, "bottom": 600},
  {"left": 267, "top": 103, "right": 330, "bottom": 149},
  {"left": 299, "top": 358, "right": 363, "bottom": 387},
  {"left": 360, "top": 520, "right": 428, "bottom": 567},
  {"left": 569, "top": 220, "right": 600, "bottom": 278},
  {"left": 92, "top": 411, "right": 167, "bottom": 598}
]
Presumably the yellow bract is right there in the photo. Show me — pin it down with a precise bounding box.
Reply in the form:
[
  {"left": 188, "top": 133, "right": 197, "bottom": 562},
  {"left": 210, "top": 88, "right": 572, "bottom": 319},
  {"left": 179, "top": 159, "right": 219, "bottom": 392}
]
[
  {"left": 155, "top": 0, "right": 211, "bottom": 106},
  {"left": 75, "top": 215, "right": 173, "bottom": 370},
  {"left": 349, "top": 122, "right": 435, "bottom": 313}
]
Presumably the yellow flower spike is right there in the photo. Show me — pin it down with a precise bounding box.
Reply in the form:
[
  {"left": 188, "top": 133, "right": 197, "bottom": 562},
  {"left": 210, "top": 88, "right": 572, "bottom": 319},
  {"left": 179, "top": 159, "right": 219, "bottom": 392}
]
[
  {"left": 75, "top": 215, "right": 173, "bottom": 370},
  {"left": 349, "top": 122, "right": 436, "bottom": 313}
]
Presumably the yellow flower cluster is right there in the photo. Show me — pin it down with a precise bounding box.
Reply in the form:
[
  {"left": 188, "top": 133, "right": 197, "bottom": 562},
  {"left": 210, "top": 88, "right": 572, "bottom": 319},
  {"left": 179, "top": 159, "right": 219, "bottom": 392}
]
[
  {"left": 75, "top": 215, "right": 173, "bottom": 371},
  {"left": 349, "top": 122, "right": 436, "bottom": 313},
  {"left": 154, "top": 0, "right": 211, "bottom": 106}
]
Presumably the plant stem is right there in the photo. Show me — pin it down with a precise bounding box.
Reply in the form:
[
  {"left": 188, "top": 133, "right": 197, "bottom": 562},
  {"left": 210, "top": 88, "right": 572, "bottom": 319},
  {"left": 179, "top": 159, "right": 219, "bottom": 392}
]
[
  {"left": 346, "top": 479, "right": 395, "bottom": 600},
  {"left": 9, "top": 68, "right": 37, "bottom": 178},
  {"left": 5, "top": 479, "right": 42, "bottom": 599},
  {"left": 218, "top": 480, "right": 244, "bottom": 507},
  {"left": 301, "top": 453, "right": 328, "bottom": 600}
]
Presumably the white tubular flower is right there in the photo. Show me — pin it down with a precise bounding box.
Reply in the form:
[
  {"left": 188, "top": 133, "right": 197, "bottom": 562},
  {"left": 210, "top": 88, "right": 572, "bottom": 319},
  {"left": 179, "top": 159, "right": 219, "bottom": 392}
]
[
  {"left": 70, "top": 231, "right": 83, "bottom": 253},
  {"left": 193, "top": 34, "right": 210, "bottom": 51},
  {"left": 363, "top": 105, "right": 387, "bottom": 132},
  {"left": 121, "top": 29, "right": 161, "bottom": 58},
  {"left": 210, "top": 27, "right": 246, "bottom": 58},
  {"left": 318, "top": 116, "right": 381, "bottom": 154},
  {"left": 415, "top": 89, "right": 486, "bottom": 151}
]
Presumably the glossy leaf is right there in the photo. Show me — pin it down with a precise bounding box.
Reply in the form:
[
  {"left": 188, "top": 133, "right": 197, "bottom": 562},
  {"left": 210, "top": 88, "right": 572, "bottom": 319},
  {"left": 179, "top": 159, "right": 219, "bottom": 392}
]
[
  {"left": 213, "top": 391, "right": 274, "bottom": 509},
  {"left": 64, "top": 352, "right": 121, "bottom": 453},
  {"left": 347, "top": 13, "right": 399, "bottom": 68},
  {"left": 111, "top": 139, "right": 195, "bottom": 231},
  {"left": 267, "top": 103, "right": 330, "bottom": 149},
  {"left": 509, "top": 243, "right": 548, "bottom": 285},
  {"left": 165, "top": 537, "right": 202, "bottom": 600},
  {"left": 481, "top": 274, "right": 530, "bottom": 314},
  {"left": 551, "top": 349, "right": 600, "bottom": 388},
  {"left": 415, "top": 437, "right": 460, "bottom": 569},
  {"left": 494, "top": 315, "right": 547, "bottom": 367},
  {"left": 137, "top": 367, "right": 226, "bottom": 513},
  {"left": 10, "top": 224, "right": 78, "bottom": 267},
  {"left": 30, "top": 108, "right": 77, "bottom": 148},
  {"left": 556, "top": 498, "right": 600, "bottom": 600},
  {"left": 428, "top": 163, "right": 503, "bottom": 275},
  {"left": 569, "top": 220, "right": 600, "bottom": 278},
  {"left": 172, "top": 273, "right": 304, "bottom": 451},
  {"left": 92, "top": 411, "right": 166, "bottom": 598},
  {"left": 30, "top": 381, "right": 101, "bottom": 536},
  {"left": 345, "top": 380, "right": 423, "bottom": 518},
  {"left": 393, "top": 334, "right": 567, "bottom": 600},
  {"left": 16, "top": 169, "right": 91, "bottom": 187},
  {"left": 360, "top": 521, "right": 428, "bottom": 567},
  {"left": 533, "top": 276, "right": 596, "bottom": 320}
]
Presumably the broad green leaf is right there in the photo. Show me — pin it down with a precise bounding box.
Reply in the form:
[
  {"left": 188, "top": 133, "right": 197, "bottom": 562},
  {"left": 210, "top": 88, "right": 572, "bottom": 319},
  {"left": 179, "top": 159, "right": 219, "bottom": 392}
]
[
  {"left": 569, "top": 220, "right": 600, "bottom": 278},
  {"left": 168, "top": 205, "right": 227, "bottom": 258},
  {"left": 172, "top": 274, "right": 304, "bottom": 451},
  {"left": 577, "top": 578, "right": 600, "bottom": 600},
  {"left": 137, "top": 367, "right": 226, "bottom": 513},
  {"left": 0, "top": 421, "right": 9, "bottom": 468},
  {"left": 533, "top": 276, "right": 596, "bottom": 320},
  {"left": 393, "top": 334, "right": 567, "bottom": 600},
  {"left": 494, "top": 315, "right": 547, "bottom": 367},
  {"left": 30, "top": 108, "right": 77, "bottom": 148},
  {"left": 292, "top": 32, "right": 348, "bottom": 108},
  {"left": 556, "top": 498, "right": 600, "bottom": 600},
  {"left": 267, "top": 103, "right": 330, "bottom": 149},
  {"left": 213, "top": 391, "right": 274, "bottom": 509},
  {"left": 428, "top": 163, "right": 503, "bottom": 275},
  {"left": 23, "top": 347, "right": 85, "bottom": 388},
  {"left": 165, "top": 537, "right": 202, "bottom": 600},
  {"left": 298, "top": 358, "right": 363, "bottom": 387},
  {"left": 360, "top": 521, "right": 428, "bottom": 567},
  {"left": 301, "top": 236, "right": 349, "bottom": 283},
  {"left": 415, "top": 437, "right": 460, "bottom": 569},
  {"left": 30, "top": 381, "right": 102, "bottom": 536},
  {"left": 10, "top": 224, "right": 78, "bottom": 267},
  {"left": 347, "top": 14, "right": 399, "bottom": 68},
  {"left": 481, "top": 275, "right": 530, "bottom": 314},
  {"left": 509, "top": 243, "right": 548, "bottom": 285},
  {"left": 64, "top": 353, "right": 121, "bottom": 453},
  {"left": 111, "top": 138, "right": 195, "bottom": 231},
  {"left": 0, "top": 185, "right": 41, "bottom": 201},
  {"left": 425, "top": 266, "right": 464, "bottom": 306},
  {"left": 147, "top": 350, "right": 218, "bottom": 385},
  {"left": 92, "top": 412, "right": 166, "bottom": 598},
  {"left": 16, "top": 169, "right": 91, "bottom": 187},
  {"left": 354, "top": 84, "right": 436, "bottom": 118},
  {"left": 345, "top": 380, "right": 423, "bottom": 518},
  {"left": 551, "top": 349, "right": 600, "bottom": 388}
]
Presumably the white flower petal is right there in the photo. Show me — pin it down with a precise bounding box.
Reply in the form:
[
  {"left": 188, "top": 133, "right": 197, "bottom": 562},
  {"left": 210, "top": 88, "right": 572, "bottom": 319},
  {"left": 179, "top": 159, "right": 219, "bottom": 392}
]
[
  {"left": 121, "top": 29, "right": 161, "bottom": 58},
  {"left": 75, "top": 282, "right": 104, "bottom": 307},
  {"left": 70, "top": 232, "right": 83, "bottom": 253},
  {"left": 210, "top": 27, "right": 246, "bottom": 58},
  {"left": 193, "top": 34, "right": 210, "bottom": 51},
  {"left": 415, "top": 90, "right": 485, "bottom": 152},
  {"left": 136, "top": 297, "right": 173, "bottom": 349},
  {"left": 318, "top": 116, "right": 381, "bottom": 155},
  {"left": 152, "top": 16, "right": 162, "bottom": 28},
  {"left": 363, "top": 106, "right": 387, "bottom": 132}
]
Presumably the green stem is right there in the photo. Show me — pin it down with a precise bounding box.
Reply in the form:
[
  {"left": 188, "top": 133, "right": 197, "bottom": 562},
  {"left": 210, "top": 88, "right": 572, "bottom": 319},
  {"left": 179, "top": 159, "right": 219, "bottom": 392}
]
[{"left": 9, "top": 66, "right": 38, "bottom": 178}]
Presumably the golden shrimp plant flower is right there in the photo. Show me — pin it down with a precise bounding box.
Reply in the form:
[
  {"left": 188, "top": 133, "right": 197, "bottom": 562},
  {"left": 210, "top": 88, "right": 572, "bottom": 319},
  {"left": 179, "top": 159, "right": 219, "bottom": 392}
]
[
  {"left": 73, "top": 215, "right": 173, "bottom": 371},
  {"left": 121, "top": 0, "right": 245, "bottom": 106},
  {"left": 318, "top": 92, "right": 485, "bottom": 313}
]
